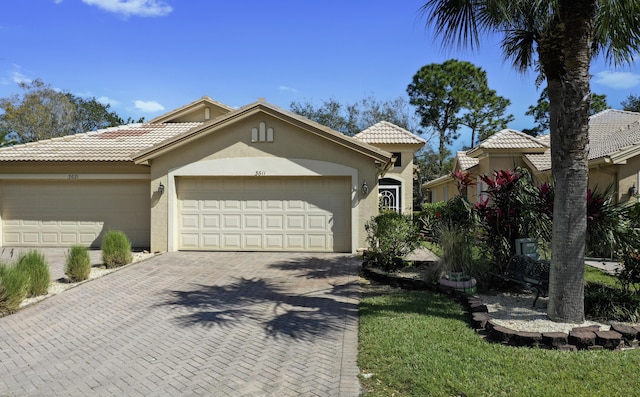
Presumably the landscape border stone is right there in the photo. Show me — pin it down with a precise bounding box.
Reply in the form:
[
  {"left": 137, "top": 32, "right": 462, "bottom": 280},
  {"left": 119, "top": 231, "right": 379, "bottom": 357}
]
[{"left": 361, "top": 263, "right": 638, "bottom": 351}]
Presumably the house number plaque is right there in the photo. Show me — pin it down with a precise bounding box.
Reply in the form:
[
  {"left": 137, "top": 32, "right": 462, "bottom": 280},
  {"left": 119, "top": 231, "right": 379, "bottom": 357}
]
[{"left": 255, "top": 171, "right": 266, "bottom": 176}]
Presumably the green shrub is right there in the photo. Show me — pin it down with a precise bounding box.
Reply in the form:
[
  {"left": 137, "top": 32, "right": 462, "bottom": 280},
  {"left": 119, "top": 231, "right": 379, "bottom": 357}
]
[
  {"left": 0, "top": 263, "right": 30, "bottom": 313},
  {"left": 15, "top": 250, "right": 50, "bottom": 297},
  {"left": 66, "top": 245, "right": 92, "bottom": 282},
  {"left": 585, "top": 283, "right": 640, "bottom": 323},
  {"left": 586, "top": 185, "right": 639, "bottom": 257},
  {"left": 102, "top": 230, "right": 133, "bottom": 269},
  {"left": 364, "top": 212, "right": 421, "bottom": 272},
  {"left": 417, "top": 201, "right": 447, "bottom": 241}
]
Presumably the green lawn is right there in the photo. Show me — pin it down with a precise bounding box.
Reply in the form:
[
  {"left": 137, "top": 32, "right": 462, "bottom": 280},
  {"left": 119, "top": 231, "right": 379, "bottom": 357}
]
[{"left": 358, "top": 289, "right": 640, "bottom": 397}]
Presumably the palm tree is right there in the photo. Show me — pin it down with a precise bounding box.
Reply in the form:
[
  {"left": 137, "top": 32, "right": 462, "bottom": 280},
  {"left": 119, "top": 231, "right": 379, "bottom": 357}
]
[{"left": 420, "top": 0, "right": 640, "bottom": 322}]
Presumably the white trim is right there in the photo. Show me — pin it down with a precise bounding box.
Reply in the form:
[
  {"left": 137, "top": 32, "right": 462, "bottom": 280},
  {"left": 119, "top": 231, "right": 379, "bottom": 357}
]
[
  {"left": 166, "top": 157, "right": 359, "bottom": 253},
  {"left": 0, "top": 174, "right": 150, "bottom": 180}
]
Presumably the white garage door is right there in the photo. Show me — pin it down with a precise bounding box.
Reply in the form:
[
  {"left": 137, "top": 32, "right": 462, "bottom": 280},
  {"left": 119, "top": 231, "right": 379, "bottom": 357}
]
[
  {"left": 2, "top": 180, "right": 150, "bottom": 248},
  {"left": 177, "top": 176, "right": 351, "bottom": 252}
]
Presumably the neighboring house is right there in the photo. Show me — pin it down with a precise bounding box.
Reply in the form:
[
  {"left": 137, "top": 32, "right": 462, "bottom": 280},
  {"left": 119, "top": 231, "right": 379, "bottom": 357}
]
[
  {"left": 0, "top": 97, "right": 423, "bottom": 253},
  {"left": 426, "top": 109, "right": 640, "bottom": 204},
  {"left": 354, "top": 121, "right": 426, "bottom": 214}
]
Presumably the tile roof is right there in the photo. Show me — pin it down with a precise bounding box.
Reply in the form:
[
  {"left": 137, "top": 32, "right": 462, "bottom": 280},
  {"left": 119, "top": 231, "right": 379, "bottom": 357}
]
[
  {"left": 354, "top": 121, "right": 425, "bottom": 145},
  {"left": 521, "top": 110, "right": 640, "bottom": 171},
  {"left": 456, "top": 151, "right": 479, "bottom": 170},
  {"left": 524, "top": 153, "right": 552, "bottom": 172},
  {"left": 588, "top": 110, "right": 640, "bottom": 160},
  {"left": 472, "top": 129, "right": 549, "bottom": 151},
  {"left": 0, "top": 123, "right": 203, "bottom": 162}
]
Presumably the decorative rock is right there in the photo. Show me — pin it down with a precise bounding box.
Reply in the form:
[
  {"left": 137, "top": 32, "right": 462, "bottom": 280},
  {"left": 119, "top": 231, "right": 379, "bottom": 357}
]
[
  {"left": 611, "top": 323, "right": 639, "bottom": 342},
  {"left": 513, "top": 331, "right": 543, "bottom": 347},
  {"left": 558, "top": 344, "right": 578, "bottom": 352},
  {"left": 489, "top": 324, "right": 518, "bottom": 343},
  {"left": 542, "top": 332, "right": 569, "bottom": 348},
  {"left": 471, "top": 312, "right": 491, "bottom": 329},
  {"left": 587, "top": 345, "right": 604, "bottom": 350},
  {"left": 469, "top": 301, "right": 488, "bottom": 313},
  {"left": 595, "top": 330, "right": 623, "bottom": 350},
  {"left": 568, "top": 330, "right": 596, "bottom": 349},
  {"left": 571, "top": 325, "right": 600, "bottom": 333}
]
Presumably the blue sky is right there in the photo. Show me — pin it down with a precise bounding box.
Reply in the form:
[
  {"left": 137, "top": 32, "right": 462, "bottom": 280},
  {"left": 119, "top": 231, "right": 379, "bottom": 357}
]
[{"left": 2, "top": 0, "right": 640, "bottom": 149}]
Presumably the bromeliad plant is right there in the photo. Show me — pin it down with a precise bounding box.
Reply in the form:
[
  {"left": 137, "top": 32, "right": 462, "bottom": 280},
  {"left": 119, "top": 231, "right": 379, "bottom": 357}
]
[
  {"left": 473, "top": 168, "right": 553, "bottom": 271},
  {"left": 586, "top": 185, "right": 639, "bottom": 258}
]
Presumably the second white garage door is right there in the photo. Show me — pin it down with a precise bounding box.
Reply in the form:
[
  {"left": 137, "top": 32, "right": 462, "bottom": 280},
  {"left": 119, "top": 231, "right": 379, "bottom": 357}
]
[
  {"left": 2, "top": 180, "right": 150, "bottom": 248},
  {"left": 177, "top": 176, "right": 351, "bottom": 252}
]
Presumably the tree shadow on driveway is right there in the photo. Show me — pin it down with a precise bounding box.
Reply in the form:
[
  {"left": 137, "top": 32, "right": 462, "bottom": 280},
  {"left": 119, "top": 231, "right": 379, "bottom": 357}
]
[{"left": 157, "top": 255, "right": 360, "bottom": 341}]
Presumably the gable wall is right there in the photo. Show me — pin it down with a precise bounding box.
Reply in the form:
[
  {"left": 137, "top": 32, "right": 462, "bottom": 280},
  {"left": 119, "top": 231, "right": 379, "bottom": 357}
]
[
  {"left": 367, "top": 143, "right": 420, "bottom": 213},
  {"left": 148, "top": 113, "right": 383, "bottom": 252}
]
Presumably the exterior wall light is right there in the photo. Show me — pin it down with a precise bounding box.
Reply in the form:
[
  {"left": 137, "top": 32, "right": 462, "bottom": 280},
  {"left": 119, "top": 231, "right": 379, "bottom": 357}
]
[
  {"left": 362, "top": 180, "right": 369, "bottom": 195},
  {"left": 158, "top": 182, "right": 165, "bottom": 195}
]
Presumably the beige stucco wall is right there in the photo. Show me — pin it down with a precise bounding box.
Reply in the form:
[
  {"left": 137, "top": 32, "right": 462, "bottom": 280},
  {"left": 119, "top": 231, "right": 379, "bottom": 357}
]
[
  {"left": 0, "top": 162, "right": 149, "bottom": 175},
  {"left": 368, "top": 143, "right": 422, "bottom": 214},
  {"left": 147, "top": 112, "right": 384, "bottom": 253},
  {"left": 618, "top": 156, "right": 640, "bottom": 203},
  {"left": 590, "top": 158, "right": 640, "bottom": 204}
]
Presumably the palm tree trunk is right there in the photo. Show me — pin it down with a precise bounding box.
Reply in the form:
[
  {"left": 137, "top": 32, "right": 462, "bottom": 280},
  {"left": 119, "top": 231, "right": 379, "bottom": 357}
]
[{"left": 546, "top": 0, "right": 595, "bottom": 323}]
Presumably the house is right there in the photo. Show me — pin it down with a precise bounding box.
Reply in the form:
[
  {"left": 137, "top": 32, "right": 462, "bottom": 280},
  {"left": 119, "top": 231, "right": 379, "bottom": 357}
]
[
  {"left": 426, "top": 109, "right": 640, "bottom": 204},
  {"left": 0, "top": 97, "right": 424, "bottom": 253}
]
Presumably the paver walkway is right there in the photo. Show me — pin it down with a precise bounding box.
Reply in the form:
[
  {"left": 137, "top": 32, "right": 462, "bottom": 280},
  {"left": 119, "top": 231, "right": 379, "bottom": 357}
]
[{"left": 0, "top": 252, "right": 361, "bottom": 396}]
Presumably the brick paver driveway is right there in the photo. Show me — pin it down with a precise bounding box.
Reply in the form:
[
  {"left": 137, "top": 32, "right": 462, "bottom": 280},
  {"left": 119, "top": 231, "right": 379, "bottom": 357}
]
[{"left": 0, "top": 252, "right": 361, "bottom": 396}]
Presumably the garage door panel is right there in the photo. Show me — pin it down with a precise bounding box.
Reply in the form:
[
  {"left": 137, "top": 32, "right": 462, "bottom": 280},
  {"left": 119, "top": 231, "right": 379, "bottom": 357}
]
[
  {"left": 202, "top": 214, "right": 220, "bottom": 229},
  {"left": 266, "top": 200, "right": 283, "bottom": 210},
  {"left": 286, "top": 235, "right": 305, "bottom": 250},
  {"left": 265, "top": 234, "right": 284, "bottom": 249},
  {"left": 180, "top": 214, "right": 199, "bottom": 229},
  {"left": 181, "top": 234, "right": 199, "bottom": 249},
  {"left": 244, "top": 234, "right": 262, "bottom": 249},
  {"left": 2, "top": 181, "right": 150, "bottom": 248},
  {"left": 265, "top": 215, "right": 283, "bottom": 230},
  {"left": 177, "top": 176, "right": 350, "bottom": 252},
  {"left": 201, "top": 234, "right": 221, "bottom": 249},
  {"left": 287, "top": 200, "right": 304, "bottom": 210},
  {"left": 243, "top": 215, "right": 262, "bottom": 229},
  {"left": 307, "top": 235, "right": 327, "bottom": 250},
  {"left": 223, "top": 234, "right": 242, "bottom": 249}
]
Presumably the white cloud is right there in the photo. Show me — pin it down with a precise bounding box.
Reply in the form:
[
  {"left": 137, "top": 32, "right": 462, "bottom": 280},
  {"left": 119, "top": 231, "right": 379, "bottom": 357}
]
[
  {"left": 593, "top": 70, "right": 640, "bottom": 89},
  {"left": 12, "top": 71, "right": 31, "bottom": 84},
  {"left": 98, "top": 96, "right": 120, "bottom": 107},
  {"left": 134, "top": 100, "right": 164, "bottom": 112},
  {"left": 81, "top": 0, "right": 173, "bottom": 18},
  {"left": 53, "top": 0, "right": 63, "bottom": 4},
  {"left": 279, "top": 85, "right": 298, "bottom": 93}
]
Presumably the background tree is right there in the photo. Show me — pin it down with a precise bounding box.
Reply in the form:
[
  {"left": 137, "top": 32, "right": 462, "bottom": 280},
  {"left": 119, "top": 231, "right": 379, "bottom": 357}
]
[
  {"left": 0, "top": 79, "right": 142, "bottom": 144},
  {"left": 290, "top": 95, "right": 420, "bottom": 136},
  {"left": 69, "top": 94, "right": 143, "bottom": 134},
  {"left": 621, "top": 94, "right": 640, "bottom": 112},
  {"left": 464, "top": 88, "right": 514, "bottom": 146},
  {"left": 523, "top": 88, "right": 608, "bottom": 136},
  {"left": 421, "top": 0, "right": 640, "bottom": 323},
  {"left": 407, "top": 59, "right": 513, "bottom": 176},
  {"left": 413, "top": 146, "right": 453, "bottom": 206}
]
